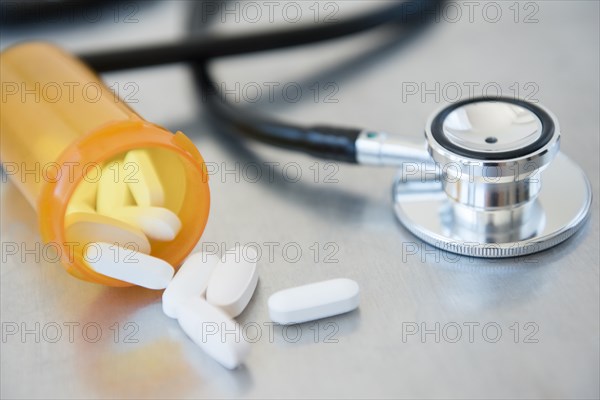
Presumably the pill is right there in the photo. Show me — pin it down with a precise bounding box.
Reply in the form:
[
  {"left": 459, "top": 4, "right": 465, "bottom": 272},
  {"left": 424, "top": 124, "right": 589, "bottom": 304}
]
[
  {"left": 83, "top": 242, "right": 174, "bottom": 289},
  {"left": 124, "top": 149, "right": 164, "bottom": 207},
  {"left": 145, "top": 147, "right": 186, "bottom": 214},
  {"left": 110, "top": 206, "right": 182, "bottom": 242},
  {"left": 66, "top": 179, "right": 97, "bottom": 215},
  {"left": 66, "top": 201, "right": 96, "bottom": 215},
  {"left": 65, "top": 212, "right": 151, "bottom": 254},
  {"left": 96, "top": 159, "right": 135, "bottom": 214},
  {"left": 206, "top": 246, "right": 259, "bottom": 318},
  {"left": 162, "top": 252, "right": 219, "bottom": 319},
  {"left": 268, "top": 278, "right": 360, "bottom": 325},
  {"left": 177, "top": 297, "right": 250, "bottom": 369}
]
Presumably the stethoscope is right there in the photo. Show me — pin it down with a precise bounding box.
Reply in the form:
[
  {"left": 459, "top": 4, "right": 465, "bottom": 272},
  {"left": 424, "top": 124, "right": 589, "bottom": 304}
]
[
  {"left": 61, "top": 0, "right": 592, "bottom": 257},
  {"left": 392, "top": 98, "right": 591, "bottom": 258}
]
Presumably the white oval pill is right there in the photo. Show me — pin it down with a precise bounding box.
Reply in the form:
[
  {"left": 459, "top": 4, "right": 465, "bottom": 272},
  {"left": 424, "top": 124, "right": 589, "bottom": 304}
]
[
  {"left": 206, "top": 246, "right": 258, "bottom": 318},
  {"left": 65, "top": 212, "right": 151, "bottom": 254},
  {"left": 96, "top": 159, "right": 135, "bottom": 214},
  {"left": 66, "top": 201, "right": 96, "bottom": 215},
  {"left": 111, "top": 206, "right": 182, "bottom": 241},
  {"left": 67, "top": 179, "right": 97, "bottom": 215},
  {"left": 268, "top": 278, "right": 360, "bottom": 325},
  {"left": 177, "top": 298, "right": 250, "bottom": 370},
  {"left": 124, "top": 150, "right": 164, "bottom": 207},
  {"left": 162, "top": 252, "right": 219, "bottom": 319},
  {"left": 83, "top": 242, "right": 174, "bottom": 289}
]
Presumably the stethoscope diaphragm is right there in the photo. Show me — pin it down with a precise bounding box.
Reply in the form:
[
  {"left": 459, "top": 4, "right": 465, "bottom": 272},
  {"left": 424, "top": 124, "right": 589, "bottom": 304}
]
[{"left": 393, "top": 97, "right": 592, "bottom": 258}]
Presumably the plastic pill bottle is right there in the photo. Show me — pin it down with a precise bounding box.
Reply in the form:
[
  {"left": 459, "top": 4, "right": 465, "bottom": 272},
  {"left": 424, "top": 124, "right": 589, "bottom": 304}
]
[{"left": 0, "top": 42, "right": 210, "bottom": 286}]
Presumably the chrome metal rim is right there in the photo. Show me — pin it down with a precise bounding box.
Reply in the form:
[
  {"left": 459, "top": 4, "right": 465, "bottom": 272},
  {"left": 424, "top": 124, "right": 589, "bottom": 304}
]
[{"left": 393, "top": 153, "right": 592, "bottom": 258}]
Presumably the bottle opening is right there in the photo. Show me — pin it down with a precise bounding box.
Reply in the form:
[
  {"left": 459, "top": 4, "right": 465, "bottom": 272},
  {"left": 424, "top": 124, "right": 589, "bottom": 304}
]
[{"left": 38, "top": 123, "right": 210, "bottom": 286}]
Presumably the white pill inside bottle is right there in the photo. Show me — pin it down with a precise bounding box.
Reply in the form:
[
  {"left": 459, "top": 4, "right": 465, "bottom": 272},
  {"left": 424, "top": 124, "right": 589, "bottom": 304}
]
[
  {"left": 111, "top": 206, "right": 182, "bottom": 242},
  {"left": 83, "top": 242, "right": 174, "bottom": 289}
]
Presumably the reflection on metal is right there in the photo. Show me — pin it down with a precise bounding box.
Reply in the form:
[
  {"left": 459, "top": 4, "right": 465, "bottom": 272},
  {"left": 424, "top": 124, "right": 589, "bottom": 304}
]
[{"left": 393, "top": 99, "right": 592, "bottom": 258}]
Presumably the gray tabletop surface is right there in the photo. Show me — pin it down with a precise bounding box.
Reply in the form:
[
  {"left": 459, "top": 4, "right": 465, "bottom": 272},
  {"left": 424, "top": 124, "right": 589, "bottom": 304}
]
[{"left": 1, "top": 1, "right": 599, "bottom": 399}]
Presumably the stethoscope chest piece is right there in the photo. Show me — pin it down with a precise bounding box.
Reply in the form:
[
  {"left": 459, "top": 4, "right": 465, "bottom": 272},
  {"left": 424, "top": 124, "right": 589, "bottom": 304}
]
[{"left": 393, "top": 97, "right": 592, "bottom": 257}]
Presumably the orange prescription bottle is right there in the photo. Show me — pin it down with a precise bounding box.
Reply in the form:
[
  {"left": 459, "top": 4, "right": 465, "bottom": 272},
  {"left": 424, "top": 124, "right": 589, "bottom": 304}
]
[{"left": 0, "top": 42, "right": 210, "bottom": 286}]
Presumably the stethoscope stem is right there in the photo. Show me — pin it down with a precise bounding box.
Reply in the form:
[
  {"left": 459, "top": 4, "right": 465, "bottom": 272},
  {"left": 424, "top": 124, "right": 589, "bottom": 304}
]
[{"left": 355, "top": 130, "right": 433, "bottom": 166}]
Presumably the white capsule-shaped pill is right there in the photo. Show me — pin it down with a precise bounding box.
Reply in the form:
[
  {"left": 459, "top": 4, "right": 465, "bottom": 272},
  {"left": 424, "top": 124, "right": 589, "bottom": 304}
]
[
  {"left": 65, "top": 212, "right": 151, "bottom": 254},
  {"left": 206, "top": 246, "right": 259, "bottom": 318},
  {"left": 124, "top": 150, "right": 164, "bottom": 207},
  {"left": 96, "top": 159, "right": 135, "bottom": 214},
  {"left": 66, "top": 201, "right": 96, "bottom": 215},
  {"left": 83, "top": 242, "right": 174, "bottom": 289},
  {"left": 177, "top": 298, "right": 250, "bottom": 370},
  {"left": 162, "top": 252, "right": 219, "bottom": 319},
  {"left": 110, "top": 206, "right": 182, "bottom": 241},
  {"left": 66, "top": 179, "right": 97, "bottom": 215},
  {"left": 268, "top": 278, "right": 360, "bottom": 325}
]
